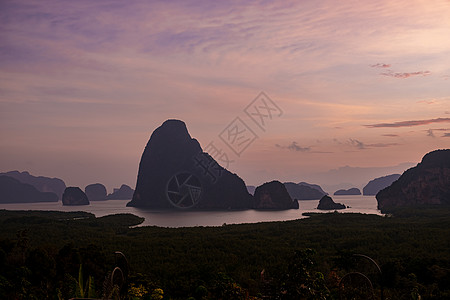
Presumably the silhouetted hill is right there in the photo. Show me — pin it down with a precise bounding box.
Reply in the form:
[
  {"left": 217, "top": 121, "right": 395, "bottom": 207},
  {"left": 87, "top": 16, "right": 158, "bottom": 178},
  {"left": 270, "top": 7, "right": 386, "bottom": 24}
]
[
  {"left": 363, "top": 174, "right": 401, "bottom": 195},
  {"left": 0, "top": 171, "right": 66, "bottom": 200},
  {"left": 298, "top": 182, "right": 327, "bottom": 195},
  {"left": 317, "top": 195, "right": 346, "bottom": 210},
  {"left": 376, "top": 149, "right": 450, "bottom": 212},
  {"left": 254, "top": 181, "right": 298, "bottom": 209},
  {"left": 62, "top": 187, "right": 89, "bottom": 206},
  {"left": 0, "top": 176, "right": 58, "bottom": 203},
  {"left": 85, "top": 183, "right": 107, "bottom": 201},
  {"left": 107, "top": 184, "right": 134, "bottom": 200},
  {"left": 334, "top": 188, "right": 361, "bottom": 195},
  {"left": 127, "top": 120, "right": 253, "bottom": 209},
  {"left": 284, "top": 182, "right": 326, "bottom": 200}
]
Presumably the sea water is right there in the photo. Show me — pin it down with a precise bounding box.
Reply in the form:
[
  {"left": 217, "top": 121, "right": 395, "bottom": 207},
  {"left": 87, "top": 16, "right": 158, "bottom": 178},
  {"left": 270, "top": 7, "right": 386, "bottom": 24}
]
[{"left": 0, "top": 195, "right": 380, "bottom": 227}]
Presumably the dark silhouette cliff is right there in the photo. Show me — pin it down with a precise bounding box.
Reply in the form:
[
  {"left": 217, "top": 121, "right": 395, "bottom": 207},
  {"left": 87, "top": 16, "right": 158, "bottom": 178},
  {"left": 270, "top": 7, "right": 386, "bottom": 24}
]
[
  {"left": 254, "top": 181, "right": 298, "bottom": 209},
  {"left": 62, "top": 187, "right": 89, "bottom": 206},
  {"left": 334, "top": 188, "right": 361, "bottom": 195},
  {"left": 363, "top": 174, "right": 401, "bottom": 195},
  {"left": 376, "top": 149, "right": 450, "bottom": 212},
  {"left": 0, "top": 176, "right": 58, "bottom": 203},
  {"left": 85, "top": 183, "right": 107, "bottom": 201},
  {"left": 317, "top": 195, "right": 346, "bottom": 210},
  {"left": 0, "top": 171, "right": 66, "bottom": 200},
  {"left": 107, "top": 184, "right": 134, "bottom": 200},
  {"left": 127, "top": 120, "right": 253, "bottom": 209},
  {"left": 284, "top": 182, "right": 326, "bottom": 200}
]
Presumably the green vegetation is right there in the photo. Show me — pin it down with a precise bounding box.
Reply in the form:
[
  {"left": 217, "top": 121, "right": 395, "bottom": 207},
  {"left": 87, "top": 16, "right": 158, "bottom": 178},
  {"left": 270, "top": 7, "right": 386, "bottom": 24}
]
[{"left": 0, "top": 208, "right": 449, "bottom": 299}]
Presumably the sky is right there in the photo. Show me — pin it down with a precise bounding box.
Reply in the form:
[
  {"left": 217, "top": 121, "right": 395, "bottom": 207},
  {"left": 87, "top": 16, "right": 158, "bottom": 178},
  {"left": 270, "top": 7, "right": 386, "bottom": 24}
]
[{"left": 1, "top": 0, "right": 449, "bottom": 193}]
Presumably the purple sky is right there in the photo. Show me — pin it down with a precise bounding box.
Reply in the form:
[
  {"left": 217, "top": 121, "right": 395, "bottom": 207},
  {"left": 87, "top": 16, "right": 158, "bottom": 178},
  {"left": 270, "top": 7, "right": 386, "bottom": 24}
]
[{"left": 1, "top": 0, "right": 449, "bottom": 193}]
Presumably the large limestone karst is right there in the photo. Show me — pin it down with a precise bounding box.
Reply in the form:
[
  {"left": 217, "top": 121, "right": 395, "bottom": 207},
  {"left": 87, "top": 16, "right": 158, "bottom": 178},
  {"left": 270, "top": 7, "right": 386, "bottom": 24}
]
[
  {"left": 376, "top": 149, "right": 450, "bottom": 212},
  {"left": 127, "top": 119, "right": 253, "bottom": 210}
]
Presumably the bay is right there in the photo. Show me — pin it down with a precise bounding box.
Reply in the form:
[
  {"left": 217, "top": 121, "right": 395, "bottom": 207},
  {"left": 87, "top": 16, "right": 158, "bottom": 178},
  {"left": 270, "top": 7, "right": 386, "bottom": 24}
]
[{"left": 0, "top": 195, "right": 380, "bottom": 227}]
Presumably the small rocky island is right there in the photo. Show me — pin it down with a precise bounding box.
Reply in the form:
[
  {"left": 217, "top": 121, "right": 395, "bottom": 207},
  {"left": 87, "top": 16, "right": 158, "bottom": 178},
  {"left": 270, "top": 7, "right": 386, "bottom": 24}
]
[
  {"left": 253, "top": 181, "right": 298, "bottom": 209},
  {"left": 85, "top": 183, "right": 107, "bottom": 201},
  {"left": 317, "top": 195, "right": 346, "bottom": 210},
  {"left": 62, "top": 187, "right": 89, "bottom": 206},
  {"left": 107, "top": 184, "right": 134, "bottom": 200}
]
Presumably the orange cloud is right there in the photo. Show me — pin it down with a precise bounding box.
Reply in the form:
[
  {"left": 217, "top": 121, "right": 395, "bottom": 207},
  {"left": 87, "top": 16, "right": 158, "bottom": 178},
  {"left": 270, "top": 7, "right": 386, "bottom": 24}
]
[
  {"left": 381, "top": 70, "right": 431, "bottom": 78},
  {"left": 370, "top": 63, "right": 391, "bottom": 68},
  {"left": 365, "top": 118, "right": 450, "bottom": 128}
]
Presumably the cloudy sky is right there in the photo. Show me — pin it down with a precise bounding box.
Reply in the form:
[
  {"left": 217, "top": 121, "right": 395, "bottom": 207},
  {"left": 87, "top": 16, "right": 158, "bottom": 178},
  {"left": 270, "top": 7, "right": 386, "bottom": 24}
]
[{"left": 1, "top": 0, "right": 449, "bottom": 192}]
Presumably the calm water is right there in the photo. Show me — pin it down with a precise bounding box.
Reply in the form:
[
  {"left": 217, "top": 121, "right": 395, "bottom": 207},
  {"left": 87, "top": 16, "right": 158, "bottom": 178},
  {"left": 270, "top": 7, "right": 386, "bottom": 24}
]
[{"left": 0, "top": 195, "right": 380, "bottom": 227}]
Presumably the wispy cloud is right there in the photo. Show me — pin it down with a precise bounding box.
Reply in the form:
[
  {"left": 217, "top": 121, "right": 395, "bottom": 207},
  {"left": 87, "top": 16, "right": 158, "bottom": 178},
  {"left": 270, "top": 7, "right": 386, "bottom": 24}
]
[
  {"left": 443, "top": 133, "right": 450, "bottom": 137},
  {"left": 382, "top": 134, "right": 399, "bottom": 137},
  {"left": 427, "top": 129, "right": 435, "bottom": 137},
  {"left": 348, "top": 139, "right": 399, "bottom": 150},
  {"left": 370, "top": 63, "right": 391, "bottom": 68},
  {"left": 276, "top": 142, "right": 310, "bottom": 152},
  {"left": 417, "top": 99, "right": 436, "bottom": 104},
  {"left": 365, "top": 117, "right": 450, "bottom": 128},
  {"left": 381, "top": 70, "right": 431, "bottom": 79},
  {"left": 349, "top": 139, "right": 365, "bottom": 149}
]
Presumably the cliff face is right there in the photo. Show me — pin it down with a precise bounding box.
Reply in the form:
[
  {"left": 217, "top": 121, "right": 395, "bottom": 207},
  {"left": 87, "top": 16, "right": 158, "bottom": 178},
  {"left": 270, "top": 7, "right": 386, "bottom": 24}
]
[
  {"left": 0, "top": 171, "right": 66, "bottom": 200},
  {"left": 376, "top": 149, "right": 450, "bottom": 212},
  {"left": 254, "top": 181, "right": 298, "bottom": 209},
  {"left": 363, "top": 174, "right": 401, "bottom": 195},
  {"left": 127, "top": 120, "right": 253, "bottom": 210}
]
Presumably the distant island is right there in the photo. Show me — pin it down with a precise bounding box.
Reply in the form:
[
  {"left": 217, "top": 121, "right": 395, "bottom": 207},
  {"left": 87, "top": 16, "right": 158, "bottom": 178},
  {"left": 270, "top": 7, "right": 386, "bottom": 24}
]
[
  {"left": 333, "top": 188, "right": 361, "bottom": 195},
  {"left": 0, "top": 170, "right": 66, "bottom": 200},
  {"left": 317, "top": 195, "right": 346, "bottom": 210},
  {"left": 62, "top": 187, "right": 89, "bottom": 206},
  {"left": 284, "top": 182, "right": 326, "bottom": 200},
  {"left": 0, "top": 175, "right": 58, "bottom": 203}
]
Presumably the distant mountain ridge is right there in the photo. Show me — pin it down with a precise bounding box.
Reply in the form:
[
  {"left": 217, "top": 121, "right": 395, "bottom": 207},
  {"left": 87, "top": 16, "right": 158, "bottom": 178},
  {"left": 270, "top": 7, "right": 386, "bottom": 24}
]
[
  {"left": 334, "top": 188, "right": 361, "bottom": 195},
  {"left": 363, "top": 174, "right": 401, "bottom": 195},
  {"left": 0, "top": 170, "right": 66, "bottom": 200},
  {"left": 0, "top": 176, "right": 58, "bottom": 203},
  {"left": 283, "top": 182, "right": 326, "bottom": 200}
]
